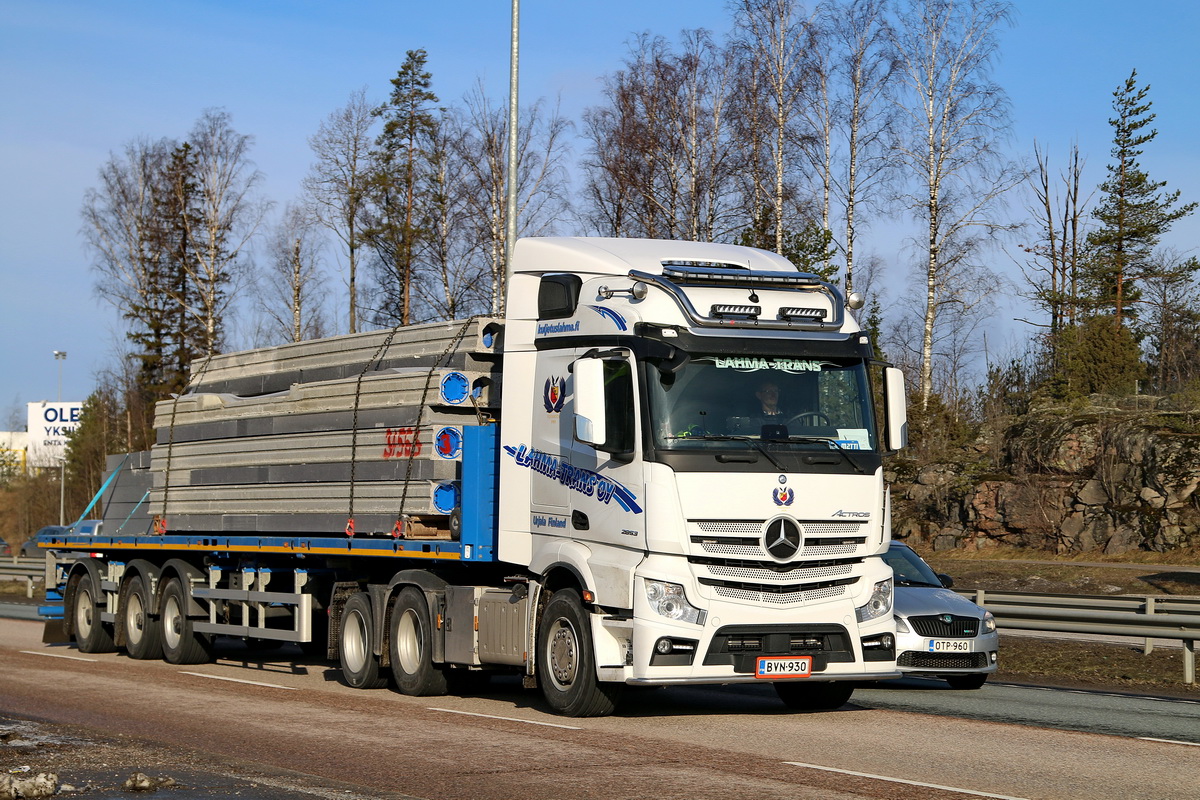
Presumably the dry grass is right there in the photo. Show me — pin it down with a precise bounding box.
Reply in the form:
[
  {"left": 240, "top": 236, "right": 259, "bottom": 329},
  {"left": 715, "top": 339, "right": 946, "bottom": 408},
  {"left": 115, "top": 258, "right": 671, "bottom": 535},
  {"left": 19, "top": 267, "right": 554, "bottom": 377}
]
[{"left": 997, "top": 636, "right": 1199, "bottom": 698}]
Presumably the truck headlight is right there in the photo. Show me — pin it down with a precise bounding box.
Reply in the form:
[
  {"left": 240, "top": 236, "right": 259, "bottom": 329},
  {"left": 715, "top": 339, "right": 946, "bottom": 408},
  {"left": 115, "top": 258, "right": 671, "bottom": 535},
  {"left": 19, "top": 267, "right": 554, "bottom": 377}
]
[
  {"left": 855, "top": 578, "right": 892, "bottom": 623},
  {"left": 644, "top": 580, "right": 706, "bottom": 625}
]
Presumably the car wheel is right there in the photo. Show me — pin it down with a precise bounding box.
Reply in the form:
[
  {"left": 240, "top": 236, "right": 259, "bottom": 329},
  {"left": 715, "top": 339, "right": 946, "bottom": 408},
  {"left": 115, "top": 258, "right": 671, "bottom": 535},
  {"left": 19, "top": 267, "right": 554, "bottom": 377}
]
[{"left": 946, "top": 673, "right": 988, "bottom": 690}]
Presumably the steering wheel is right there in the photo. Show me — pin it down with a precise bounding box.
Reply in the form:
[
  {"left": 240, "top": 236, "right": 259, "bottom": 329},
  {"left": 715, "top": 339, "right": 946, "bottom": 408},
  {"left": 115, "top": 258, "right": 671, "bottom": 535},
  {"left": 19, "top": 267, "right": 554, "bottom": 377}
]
[{"left": 785, "top": 411, "right": 831, "bottom": 427}]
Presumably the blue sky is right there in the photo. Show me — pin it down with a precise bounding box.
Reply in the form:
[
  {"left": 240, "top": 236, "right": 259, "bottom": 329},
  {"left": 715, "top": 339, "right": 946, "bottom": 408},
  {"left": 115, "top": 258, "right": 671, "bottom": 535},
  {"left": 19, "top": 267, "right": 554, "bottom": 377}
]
[{"left": 1, "top": 0, "right": 1197, "bottom": 417}]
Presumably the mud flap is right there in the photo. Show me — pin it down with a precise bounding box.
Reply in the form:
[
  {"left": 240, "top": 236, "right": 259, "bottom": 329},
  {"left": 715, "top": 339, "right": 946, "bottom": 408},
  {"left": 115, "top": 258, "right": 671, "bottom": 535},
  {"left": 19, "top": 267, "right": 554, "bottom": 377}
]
[{"left": 42, "top": 619, "right": 69, "bottom": 644}]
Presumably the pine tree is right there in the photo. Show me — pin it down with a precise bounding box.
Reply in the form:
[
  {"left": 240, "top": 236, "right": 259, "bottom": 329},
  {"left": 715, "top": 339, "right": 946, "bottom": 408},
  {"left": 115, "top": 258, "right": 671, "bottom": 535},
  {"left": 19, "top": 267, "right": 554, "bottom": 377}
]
[
  {"left": 367, "top": 49, "right": 440, "bottom": 326},
  {"left": 1085, "top": 70, "right": 1197, "bottom": 327}
]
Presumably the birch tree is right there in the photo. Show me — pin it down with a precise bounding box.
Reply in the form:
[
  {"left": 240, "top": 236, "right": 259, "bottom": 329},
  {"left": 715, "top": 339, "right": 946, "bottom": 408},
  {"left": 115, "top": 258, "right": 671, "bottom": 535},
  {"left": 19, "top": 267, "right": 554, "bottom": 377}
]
[
  {"left": 733, "top": 0, "right": 811, "bottom": 253},
  {"left": 891, "top": 0, "right": 1024, "bottom": 408},
  {"left": 304, "top": 89, "right": 375, "bottom": 334},
  {"left": 185, "top": 108, "right": 270, "bottom": 356},
  {"left": 253, "top": 204, "right": 329, "bottom": 345}
]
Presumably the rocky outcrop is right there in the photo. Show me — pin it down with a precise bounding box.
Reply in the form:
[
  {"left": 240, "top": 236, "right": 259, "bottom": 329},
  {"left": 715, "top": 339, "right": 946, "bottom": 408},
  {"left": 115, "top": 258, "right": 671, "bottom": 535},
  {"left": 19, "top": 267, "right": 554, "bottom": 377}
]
[{"left": 892, "top": 398, "right": 1200, "bottom": 554}]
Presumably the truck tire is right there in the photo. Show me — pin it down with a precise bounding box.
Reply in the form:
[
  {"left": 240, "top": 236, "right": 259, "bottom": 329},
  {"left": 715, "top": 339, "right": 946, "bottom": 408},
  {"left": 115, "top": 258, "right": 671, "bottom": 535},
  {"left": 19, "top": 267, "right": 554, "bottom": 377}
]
[
  {"left": 389, "top": 587, "right": 448, "bottom": 696},
  {"left": 774, "top": 681, "right": 854, "bottom": 711},
  {"left": 160, "top": 577, "right": 212, "bottom": 665},
  {"left": 72, "top": 571, "right": 116, "bottom": 654},
  {"left": 536, "top": 589, "right": 621, "bottom": 717},
  {"left": 120, "top": 574, "right": 162, "bottom": 660},
  {"left": 339, "top": 592, "right": 387, "bottom": 689}
]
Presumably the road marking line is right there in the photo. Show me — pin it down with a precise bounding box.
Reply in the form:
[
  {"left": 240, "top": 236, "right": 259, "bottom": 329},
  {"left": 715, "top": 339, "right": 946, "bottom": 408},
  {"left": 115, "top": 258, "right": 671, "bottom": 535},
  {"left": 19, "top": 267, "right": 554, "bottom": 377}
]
[
  {"left": 429, "top": 708, "right": 582, "bottom": 730},
  {"left": 783, "top": 762, "right": 1029, "bottom": 800},
  {"left": 179, "top": 671, "right": 297, "bottom": 690},
  {"left": 20, "top": 650, "right": 98, "bottom": 663},
  {"left": 1138, "top": 737, "right": 1200, "bottom": 747}
]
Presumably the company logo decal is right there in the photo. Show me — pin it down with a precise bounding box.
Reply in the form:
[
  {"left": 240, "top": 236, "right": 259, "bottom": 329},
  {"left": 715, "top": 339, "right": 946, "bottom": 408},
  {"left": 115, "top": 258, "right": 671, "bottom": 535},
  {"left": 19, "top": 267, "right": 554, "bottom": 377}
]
[
  {"left": 536, "top": 320, "right": 581, "bottom": 336},
  {"left": 503, "top": 444, "right": 643, "bottom": 514},
  {"left": 543, "top": 376, "right": 566, "bottom": 413},
  {"left": 434, "top": 426, "right": 462, "bottom": 459},
  {"left": 698, "top": 356, "right": 835, "bottom": 373},
  {"left": 763, "top": 518, "right": 802, "bottom": 561},
  {"left": 588, "top": 305, "right": 628, "bottom": 331},
  {"left": 773, "top": 487, "right": 794, "bottom": 506}
]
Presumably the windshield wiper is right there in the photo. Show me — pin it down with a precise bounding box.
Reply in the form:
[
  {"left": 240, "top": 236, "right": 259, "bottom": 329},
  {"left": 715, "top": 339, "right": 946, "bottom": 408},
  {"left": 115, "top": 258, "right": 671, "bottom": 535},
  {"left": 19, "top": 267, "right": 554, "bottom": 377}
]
[
  {"left": 664, "top": 434, "right": 788, "bottom": 472},
  {"left": 895, "top": 578, "right": 941, "bottom": 588},
  {"left": 787, "top": 436, "right": 867, "bottom": 474}
]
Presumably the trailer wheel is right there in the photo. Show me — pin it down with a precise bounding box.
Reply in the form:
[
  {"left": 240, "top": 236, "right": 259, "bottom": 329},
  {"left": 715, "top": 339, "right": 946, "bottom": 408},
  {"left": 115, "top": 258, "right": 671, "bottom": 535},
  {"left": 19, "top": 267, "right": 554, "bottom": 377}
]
[
  {"left": 72, "top": 571, "right": 116, "bottom": 654},
  {"left": 774, "top": 681, "right": 854, "bottom": 711},
  {"left": 389, "top": 587, "right": 448, "bottom": 696},
  {"left": 536, "top": 589, "right": 621, "bottom": 717},
  {"left": 121, "top": 574, "right": 162, "bottom": 660},
  {"left": 160, "top": 578, "right": 212, "bottom": 665},
  {"left": 339, "top": 593, "right": 386, "bottom": 689}
]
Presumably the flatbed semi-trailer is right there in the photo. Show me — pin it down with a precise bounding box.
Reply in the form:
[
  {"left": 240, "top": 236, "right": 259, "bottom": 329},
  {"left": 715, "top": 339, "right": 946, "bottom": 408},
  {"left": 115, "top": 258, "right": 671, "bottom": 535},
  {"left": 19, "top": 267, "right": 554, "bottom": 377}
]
[{"left": 40, "top": 237, "right": 908, "bottom": 716}]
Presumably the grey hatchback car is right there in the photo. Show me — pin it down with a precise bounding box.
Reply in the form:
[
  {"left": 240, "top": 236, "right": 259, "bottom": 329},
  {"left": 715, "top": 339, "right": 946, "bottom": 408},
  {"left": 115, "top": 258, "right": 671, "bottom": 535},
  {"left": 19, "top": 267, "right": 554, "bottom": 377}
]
[{"left": 882, "top": 541, "right": 999, "bottom": 689}]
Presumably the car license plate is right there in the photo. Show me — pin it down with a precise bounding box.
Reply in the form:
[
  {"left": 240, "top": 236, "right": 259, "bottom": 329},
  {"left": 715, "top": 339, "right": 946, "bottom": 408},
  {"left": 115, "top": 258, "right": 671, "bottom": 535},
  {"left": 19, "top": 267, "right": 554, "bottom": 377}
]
[
  {"left": 755, "top": 656, "right": 812, "bottom": 679},
  {"left": 927, "top": 639, "right": 970, "bottom": 652}
]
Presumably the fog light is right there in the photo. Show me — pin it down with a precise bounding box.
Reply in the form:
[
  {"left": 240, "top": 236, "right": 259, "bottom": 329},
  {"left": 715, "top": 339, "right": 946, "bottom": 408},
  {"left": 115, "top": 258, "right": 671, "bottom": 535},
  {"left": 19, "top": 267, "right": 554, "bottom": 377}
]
[
  {"left": 990, "top": 651, "right": 998, "bottom": 664},
  {"left": 655, "top": 637, "right": 674, "bottom": 655}
]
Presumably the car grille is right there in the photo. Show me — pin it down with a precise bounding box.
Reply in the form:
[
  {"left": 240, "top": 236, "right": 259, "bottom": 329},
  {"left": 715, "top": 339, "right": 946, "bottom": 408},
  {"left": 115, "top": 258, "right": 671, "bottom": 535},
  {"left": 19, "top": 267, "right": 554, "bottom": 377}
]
[
  {"left": 908, "top": 614, "right": 981, "bottom": 638},
  {"left": 898, "top": 651, "right": 989, "bottom": 669}
]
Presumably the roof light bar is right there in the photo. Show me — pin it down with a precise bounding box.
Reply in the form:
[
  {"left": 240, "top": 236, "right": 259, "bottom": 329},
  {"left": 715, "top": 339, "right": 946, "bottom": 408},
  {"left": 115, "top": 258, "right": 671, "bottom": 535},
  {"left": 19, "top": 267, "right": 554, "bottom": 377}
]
[
  {"left": 711, "top": 304, "right": 761, "bottom": 319},
  {"left": 661, "top": 265, "right": 822, "bottom": 287},
  {"left": 779, "top": 307, "right": 828, "bottom": 321}
]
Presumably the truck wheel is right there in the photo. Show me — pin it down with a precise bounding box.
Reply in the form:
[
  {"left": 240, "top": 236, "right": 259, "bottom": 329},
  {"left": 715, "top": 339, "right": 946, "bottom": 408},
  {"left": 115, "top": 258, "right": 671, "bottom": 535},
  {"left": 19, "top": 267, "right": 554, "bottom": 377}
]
[
  {"left": 339, "top": 593, "right": 386, "bottom": 689},
  {"left": 774, "top": 681, "right": 854, "bottom": 711},
  {"left": 121, "top": 574, "right": 162, "bottom": 660},
  {"left": 160, "top": 577, "right": 212, "bottom": 665},
  {"left": 946, "top": 673, "right": 988, "bottom": 690},
  {"left": 536, "top": 589, "right": 621, "bottom": 717},
  {"left": 72, "top": 571, "right": 116, "bottom": 654},
  {"left": 389, "top": 587, "right": 448, "bottom": 696}
]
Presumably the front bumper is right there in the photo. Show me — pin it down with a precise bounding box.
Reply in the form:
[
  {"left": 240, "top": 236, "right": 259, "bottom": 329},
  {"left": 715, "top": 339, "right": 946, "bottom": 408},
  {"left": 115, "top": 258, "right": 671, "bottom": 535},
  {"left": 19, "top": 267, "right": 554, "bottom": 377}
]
[{"left": 894, "top": 629, "right": 1000, "bottom": 677}]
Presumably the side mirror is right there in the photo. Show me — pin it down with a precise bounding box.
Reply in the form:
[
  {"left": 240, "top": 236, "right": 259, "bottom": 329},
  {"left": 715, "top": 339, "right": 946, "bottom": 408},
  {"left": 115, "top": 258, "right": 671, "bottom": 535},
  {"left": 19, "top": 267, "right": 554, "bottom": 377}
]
[
  {"left": 573, "top": 357, "right": 607, "bottom": 447},
  {"left": 884, "top": 367, "right": 908, "bottom": 452},
  {"left": 938, "top": 573, "right": 955, "bottom": 589}
]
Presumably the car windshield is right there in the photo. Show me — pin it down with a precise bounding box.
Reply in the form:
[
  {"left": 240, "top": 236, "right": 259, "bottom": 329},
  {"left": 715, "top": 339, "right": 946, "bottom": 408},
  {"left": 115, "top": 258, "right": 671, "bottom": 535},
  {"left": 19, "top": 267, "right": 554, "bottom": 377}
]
[
  {"left": 647, "top": 353, "right": 878, "bottom": 453},
  {"left": 882, "top": 545, "right": 944, "bottom": 587}
]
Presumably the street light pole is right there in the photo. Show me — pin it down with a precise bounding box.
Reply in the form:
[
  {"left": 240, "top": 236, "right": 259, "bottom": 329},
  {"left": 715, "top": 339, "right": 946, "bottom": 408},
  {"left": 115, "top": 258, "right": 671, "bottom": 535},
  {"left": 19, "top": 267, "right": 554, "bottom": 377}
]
[
  {"left": 58, "top": 457, "right": 66, "bottom": 526},
  {"left": 503, "top": 0, "right": 520, "bottom": 313},
  {"left": 53, "top": 350, "right": 67, "bottom": 402}
]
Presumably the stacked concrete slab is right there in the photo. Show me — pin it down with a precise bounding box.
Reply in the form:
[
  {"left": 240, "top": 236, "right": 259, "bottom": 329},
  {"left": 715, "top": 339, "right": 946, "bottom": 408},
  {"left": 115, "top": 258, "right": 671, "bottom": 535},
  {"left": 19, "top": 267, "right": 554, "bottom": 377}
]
[{"left": 145, "top": 318, "right": 503, "bottom": 537}]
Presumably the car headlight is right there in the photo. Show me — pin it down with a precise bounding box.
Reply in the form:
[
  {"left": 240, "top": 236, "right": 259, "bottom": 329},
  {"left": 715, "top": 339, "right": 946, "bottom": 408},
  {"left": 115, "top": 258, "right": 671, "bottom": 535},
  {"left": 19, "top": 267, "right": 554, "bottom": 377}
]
[
  {"left": 855, "top": 578, "right": 892, "bottom": 623},
  {"left": 644, "top": 579, "right": 706, "bottom": 625},
  {"left": 982, "top": 611, "right": 996, "bottom": 634},
  {"left": 893, "top": 614, "right": 910, "bottom": 634}
]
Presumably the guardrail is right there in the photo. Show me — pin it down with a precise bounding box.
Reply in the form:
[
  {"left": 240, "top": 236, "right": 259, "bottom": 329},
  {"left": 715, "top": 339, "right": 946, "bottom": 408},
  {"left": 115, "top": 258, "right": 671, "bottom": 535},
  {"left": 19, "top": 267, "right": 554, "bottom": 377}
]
[
  {"left": 0, "top": 559, "right": 44, "bottom": 599},
  {"left": 963, "top": 589, "right": 1200, "bottom": 685}
]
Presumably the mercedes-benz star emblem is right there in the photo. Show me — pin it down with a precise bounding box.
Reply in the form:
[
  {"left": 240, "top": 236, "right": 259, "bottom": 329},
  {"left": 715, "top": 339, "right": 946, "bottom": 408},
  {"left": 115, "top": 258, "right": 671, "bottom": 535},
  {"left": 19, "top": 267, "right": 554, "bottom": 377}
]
[{"left": 763, "top": 518, "right": 802, "bottom": 561}]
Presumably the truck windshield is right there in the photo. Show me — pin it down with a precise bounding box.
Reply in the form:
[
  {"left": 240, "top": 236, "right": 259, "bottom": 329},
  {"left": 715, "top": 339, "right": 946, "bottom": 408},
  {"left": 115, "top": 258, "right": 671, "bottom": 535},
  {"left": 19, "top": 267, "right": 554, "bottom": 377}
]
[{"left": 647, "top": 354, "right": 878, "bottom": 454}]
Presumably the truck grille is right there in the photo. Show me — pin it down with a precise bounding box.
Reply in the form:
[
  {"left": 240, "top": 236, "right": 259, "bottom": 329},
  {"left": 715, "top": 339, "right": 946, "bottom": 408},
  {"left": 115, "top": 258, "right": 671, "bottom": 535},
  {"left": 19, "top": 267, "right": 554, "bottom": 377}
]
[
  {"left": 908, "top": 615, "right": 981, "bottom": 638},
  {"left": 699, "top": 575, "right": 858, "bottom": 606},
  {"left": 691, "top": 520, "right": 866, "bottom": 559}
]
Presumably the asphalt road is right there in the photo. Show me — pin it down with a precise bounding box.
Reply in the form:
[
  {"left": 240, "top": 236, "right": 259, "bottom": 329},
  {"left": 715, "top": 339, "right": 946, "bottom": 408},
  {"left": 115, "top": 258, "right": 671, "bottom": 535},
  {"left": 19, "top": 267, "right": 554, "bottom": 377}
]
[{"left": 2, "top": 619, "right": 1198, "bottom": 800}]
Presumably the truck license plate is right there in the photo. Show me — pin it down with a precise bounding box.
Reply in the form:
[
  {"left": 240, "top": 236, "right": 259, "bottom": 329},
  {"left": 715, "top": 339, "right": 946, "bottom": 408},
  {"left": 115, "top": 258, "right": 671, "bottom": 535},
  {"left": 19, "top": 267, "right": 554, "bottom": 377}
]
[
  {"left": 755, "top": 656, "right": 812, "bottom": 679},
  {"left": 927, "top": 639, "right": 970, "bottom": 652}
]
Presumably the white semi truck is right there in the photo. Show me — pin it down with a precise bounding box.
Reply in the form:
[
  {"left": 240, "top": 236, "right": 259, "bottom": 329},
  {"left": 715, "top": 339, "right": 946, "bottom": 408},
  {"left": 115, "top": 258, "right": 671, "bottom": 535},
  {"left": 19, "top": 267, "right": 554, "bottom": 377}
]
[{"left": 40, "top": 237, "right": 907, "bottom": 716}]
